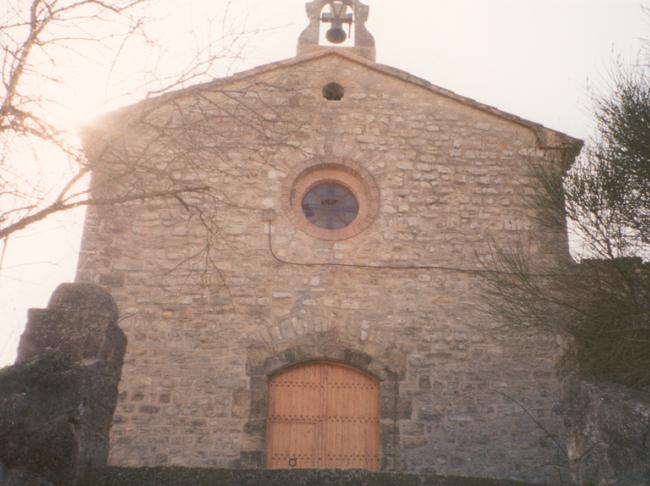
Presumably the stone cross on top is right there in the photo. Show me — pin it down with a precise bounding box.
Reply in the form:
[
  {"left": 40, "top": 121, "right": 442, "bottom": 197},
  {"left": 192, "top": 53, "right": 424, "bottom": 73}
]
[{"left": 297, "top": 0, "right": 376, "bottom": 62}]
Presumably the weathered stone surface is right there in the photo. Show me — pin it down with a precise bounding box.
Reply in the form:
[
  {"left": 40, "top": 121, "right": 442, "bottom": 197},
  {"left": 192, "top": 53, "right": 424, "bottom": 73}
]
[
  {"left": 77, "top": 43, "right": 579, "bottom": 484},
  {"left": 81, "top": 467, "right": 540, "bottom": 486},
  {"left": 0, "top": 464, "right": 52, "bottom": 486},
  {"left": 0, "top": 359, "right": 118, "bottom": 484},
  {"left": 563, "top": 377, "right": 650, "bottom": 486},
  {"left": 17, "top": 283, "right": 122, "bottom": 369},
  {"left": 0, "top": 284, "right": 125, "bottom": 484}
]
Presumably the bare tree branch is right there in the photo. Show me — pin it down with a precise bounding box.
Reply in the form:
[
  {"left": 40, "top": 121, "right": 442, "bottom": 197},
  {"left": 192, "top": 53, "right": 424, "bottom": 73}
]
[{"left": 481, "top": 51, "right": 650, "bottom": 388}]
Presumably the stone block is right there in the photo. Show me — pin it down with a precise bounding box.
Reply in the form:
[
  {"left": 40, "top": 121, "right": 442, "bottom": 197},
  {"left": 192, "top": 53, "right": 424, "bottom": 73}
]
[
  {"left": 0, "top": 358, "right": 122, "bottom": 484},
  {"left": 0, "top": 284, "right": 125, "bottom": 484},
  {"left": 17, "top": 283, "right": 124, "bottom": 372}
]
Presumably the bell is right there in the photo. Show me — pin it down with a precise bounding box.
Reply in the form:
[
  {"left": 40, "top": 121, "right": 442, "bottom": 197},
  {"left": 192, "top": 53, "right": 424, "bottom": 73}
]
[{"left": 326, "top": 21, "right": 347, "bottom": 44}]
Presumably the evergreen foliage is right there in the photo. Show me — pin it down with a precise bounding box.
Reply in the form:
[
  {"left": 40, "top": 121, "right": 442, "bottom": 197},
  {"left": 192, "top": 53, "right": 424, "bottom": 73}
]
[{"left": 483, "top": 58, "right": 650, "bottom": 388}]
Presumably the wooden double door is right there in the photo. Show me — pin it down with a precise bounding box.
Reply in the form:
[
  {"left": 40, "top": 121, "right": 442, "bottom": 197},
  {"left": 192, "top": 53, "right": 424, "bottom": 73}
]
[{"left": 266, "top": 362, "right": 380, "bottom": 470}]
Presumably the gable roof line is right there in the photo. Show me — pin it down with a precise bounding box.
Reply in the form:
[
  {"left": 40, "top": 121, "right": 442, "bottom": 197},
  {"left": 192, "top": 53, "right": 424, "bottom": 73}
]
[
  {"left": 308, "top": 50, "right": 583, "bottom": 152},
  {"left": 99, "top": 48, "right": 583, "bottom": 154}
]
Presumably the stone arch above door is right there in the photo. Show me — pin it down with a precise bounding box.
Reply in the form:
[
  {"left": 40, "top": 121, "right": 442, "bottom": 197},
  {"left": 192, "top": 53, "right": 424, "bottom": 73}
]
[{"left": 239, "top": 333, "right": 405, "bottom": 470}]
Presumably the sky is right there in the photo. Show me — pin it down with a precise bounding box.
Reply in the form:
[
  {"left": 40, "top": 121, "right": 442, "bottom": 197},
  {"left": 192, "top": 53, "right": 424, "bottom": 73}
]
[{"left": 0, "top": 0, "right": 648, "bottom": 366}]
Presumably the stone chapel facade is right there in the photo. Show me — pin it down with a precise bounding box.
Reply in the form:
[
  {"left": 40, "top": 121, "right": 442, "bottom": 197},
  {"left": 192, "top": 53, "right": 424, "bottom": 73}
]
[{"left": 76, "top": 1, "right": 582, "bottom": 483}]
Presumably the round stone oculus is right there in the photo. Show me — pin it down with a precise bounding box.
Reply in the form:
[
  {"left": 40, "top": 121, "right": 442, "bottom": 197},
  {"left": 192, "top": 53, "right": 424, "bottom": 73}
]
[{"left": 301, "top": 182, "right": 359, "bottom": 230}]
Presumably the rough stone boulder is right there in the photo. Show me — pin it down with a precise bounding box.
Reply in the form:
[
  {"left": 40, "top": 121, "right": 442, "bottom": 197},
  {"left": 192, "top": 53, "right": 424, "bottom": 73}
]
[
  {"left": 563, "top": 377, "right": 650, "bottom": 485},
  {"left": 0, "top": 283, "right": 125, "bottom": 485}
]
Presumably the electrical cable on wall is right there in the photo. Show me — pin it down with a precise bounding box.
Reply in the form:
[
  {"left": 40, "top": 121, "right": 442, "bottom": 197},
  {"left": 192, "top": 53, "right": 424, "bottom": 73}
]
[{"left": 266, "top": 221, "right": 559, "bottom": 277}]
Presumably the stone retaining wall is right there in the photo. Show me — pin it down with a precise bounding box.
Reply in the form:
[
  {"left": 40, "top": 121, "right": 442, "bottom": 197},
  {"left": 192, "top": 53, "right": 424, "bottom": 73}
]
[{"left": 81, "top": 467, "right": 540, "bottom": 486}]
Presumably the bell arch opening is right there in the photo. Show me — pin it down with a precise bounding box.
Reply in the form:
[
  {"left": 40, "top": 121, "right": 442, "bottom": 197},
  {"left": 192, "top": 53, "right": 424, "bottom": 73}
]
[
  {"left": 318, "top": 1, "right": 356, "bottom": 47},
  {"left": 266, "top": 361, "right": 380, "bottom": 470},
  {"left": 297, "top": 0, "right": 376, "bottom": 61}
]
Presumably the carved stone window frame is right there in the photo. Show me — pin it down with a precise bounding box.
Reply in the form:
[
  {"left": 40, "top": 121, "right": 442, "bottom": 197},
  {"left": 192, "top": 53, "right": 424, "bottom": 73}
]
[{"left": 283, "top": 158, "right": 380, "bottom": 241}]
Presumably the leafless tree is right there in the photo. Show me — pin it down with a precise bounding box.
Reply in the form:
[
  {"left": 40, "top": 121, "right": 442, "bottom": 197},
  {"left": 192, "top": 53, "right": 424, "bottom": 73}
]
[{"left": 0, "top": 0, "right": 269, "bottom": 249}]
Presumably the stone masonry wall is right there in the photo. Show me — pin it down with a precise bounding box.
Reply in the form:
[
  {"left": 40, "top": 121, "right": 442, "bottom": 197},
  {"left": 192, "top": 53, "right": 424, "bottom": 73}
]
[{"left": 77, "top": 52, "right": 578, "bottom": 484}]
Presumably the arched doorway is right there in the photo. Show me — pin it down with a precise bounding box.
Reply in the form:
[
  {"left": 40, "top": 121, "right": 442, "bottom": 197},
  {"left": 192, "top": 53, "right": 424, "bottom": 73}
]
[{"left": 266, "top": 361, "right": 380, "bottom": 470}]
